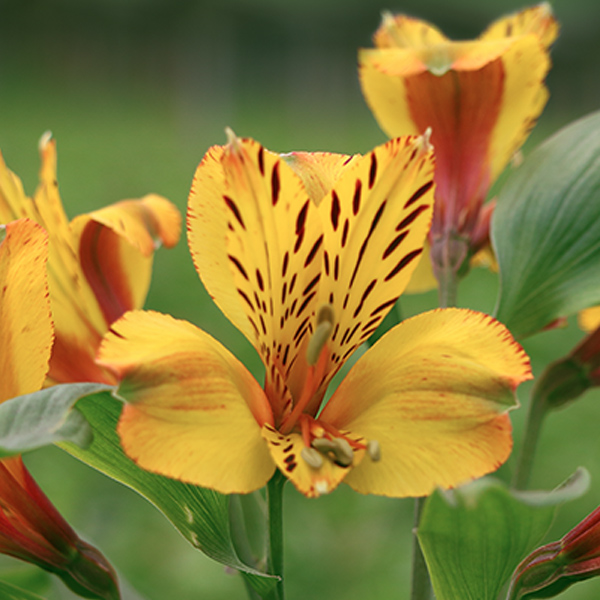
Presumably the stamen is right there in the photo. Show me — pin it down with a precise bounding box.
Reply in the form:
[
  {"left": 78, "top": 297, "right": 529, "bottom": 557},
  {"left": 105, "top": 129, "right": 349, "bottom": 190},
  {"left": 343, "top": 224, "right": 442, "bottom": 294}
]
[
  {"left": 306, "top": 304, "right": 335, "bottom": 366},
  {"left": 367, "top": 440, "right": 381, "bottom": 462},
  {"left": 313, "top": 437, "right": 354, "bottom": 467},
  {"left": 301, "top": 447, "right": 324, "bottom": 469}
]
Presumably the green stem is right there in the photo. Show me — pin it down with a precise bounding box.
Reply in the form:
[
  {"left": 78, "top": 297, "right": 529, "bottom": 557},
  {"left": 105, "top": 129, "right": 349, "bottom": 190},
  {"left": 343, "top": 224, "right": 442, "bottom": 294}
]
[
  {"left": 265, "top": 471, "right": 286, "bottom": 600},
  {"left": 410, "top": 497, "right": 433, "bottom": 600}
]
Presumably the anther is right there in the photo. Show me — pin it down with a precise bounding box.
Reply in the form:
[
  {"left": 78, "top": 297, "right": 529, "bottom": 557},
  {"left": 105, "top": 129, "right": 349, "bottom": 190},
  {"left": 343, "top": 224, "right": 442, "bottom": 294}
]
[
  {"left": 306, "top": 304, "right": 335, "bottom": 366},
  {"left": 367, "top": 440, "right": 381, "bottom": 462},
  {"left": 301, "top": 447, "right": 324, "bottom": 469},
  {"left": 313, "top": 437, "right": 354, "bottom": 467}
]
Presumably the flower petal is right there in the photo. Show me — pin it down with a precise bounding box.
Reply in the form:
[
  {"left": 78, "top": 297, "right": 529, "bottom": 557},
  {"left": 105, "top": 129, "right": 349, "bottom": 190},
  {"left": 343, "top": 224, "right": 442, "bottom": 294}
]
[
  {"left": 480, "top": 3, "right": 559, "bottom": 48},
  {"left": 0, "top": 219, "right": 52, "bottom": 403},
  {"left": 262, "top": 425, "right": 365, "bottom": 498},
  {"left": 98, "top": 310, "right": 275, "bottom": 493},
  {"left": 70, "top": 194, "right": 181, "bottom": 324},
  {"left": 318, "top": 134, "right": 435, "bottom": 378},
  {"left": 579, "top": 306, "right": 600, "bottom": 332},
  {"left": 188, "top": 135, "right": 325, "bottom": 420},
  {"left": 372, "top": 14, "right": 448, "bottom": 50},
  {"left": 319, "top": 308, "right": 531, "bottom": 497},
  {"left": 282, "top": 151, "right": 360, "bottom": 206}
]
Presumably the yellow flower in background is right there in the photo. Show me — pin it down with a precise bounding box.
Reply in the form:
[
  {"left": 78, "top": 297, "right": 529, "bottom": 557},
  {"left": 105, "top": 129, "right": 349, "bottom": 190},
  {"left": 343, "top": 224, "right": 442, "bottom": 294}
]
[
  {"left": 98, "top": 131, "right": 531, "bottom": 498},
  {"left": 0, "top": 134, "right": 181, "bottom": 385},
  {"left": 0, "top": 218, "right": 119, "bottom": 599},
  {"left": 359, "top": 4, "right": 558, "bottom": 288}
]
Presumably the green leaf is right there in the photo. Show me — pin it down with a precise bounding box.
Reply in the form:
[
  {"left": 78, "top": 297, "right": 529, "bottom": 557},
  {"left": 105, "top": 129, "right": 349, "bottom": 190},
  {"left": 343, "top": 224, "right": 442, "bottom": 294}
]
[
  {"left": 0, "top": 579, "right": 47, "bottom": 600},
  {"left": 492, "top": 111, "right": 600, "bottom": 338},
  {"left": 0, "top": 383, "right": 111, "bottom": 457},
  {"left": 417, "top": 469, "right": 590, "bottom": 600},
  {"left": 59, "top": 392, "right": 277, "bottom": 596}
]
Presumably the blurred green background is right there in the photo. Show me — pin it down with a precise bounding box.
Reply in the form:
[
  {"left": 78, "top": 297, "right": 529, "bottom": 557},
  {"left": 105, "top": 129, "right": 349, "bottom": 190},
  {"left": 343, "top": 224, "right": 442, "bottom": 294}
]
[{"left": 1, "top": 0, "right": 599, "bottom": 598}]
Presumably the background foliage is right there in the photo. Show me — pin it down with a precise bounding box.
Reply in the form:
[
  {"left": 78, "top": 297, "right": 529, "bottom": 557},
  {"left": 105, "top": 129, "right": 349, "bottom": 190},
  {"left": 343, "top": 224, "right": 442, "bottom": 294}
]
[{"left": 1, "top": 0, "right": 599, "bottom": 598}]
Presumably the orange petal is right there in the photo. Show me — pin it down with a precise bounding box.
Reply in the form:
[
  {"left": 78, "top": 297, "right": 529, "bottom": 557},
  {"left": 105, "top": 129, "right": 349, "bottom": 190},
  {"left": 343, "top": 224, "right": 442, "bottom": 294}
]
[
  {"left": 98, "top": 310, "right": 275, "bottom": 493},
  {"left": 0, "top": 219, "right": 53, "bottom": 402},
  {"left": 317, "top": 134, "right": 435, "bottom": 384},
  {"left": 262, "top": 424, "right": 365, "bottom": 498},
  {"left": 319, "top": 308, "right": 531, "bottom": 497}
]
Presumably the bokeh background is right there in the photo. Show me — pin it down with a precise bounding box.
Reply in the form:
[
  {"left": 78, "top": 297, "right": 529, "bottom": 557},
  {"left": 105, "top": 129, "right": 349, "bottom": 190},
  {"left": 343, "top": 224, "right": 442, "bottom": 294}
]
[{"left": 1, "top": 0, "right": 599, "bottom": 598}]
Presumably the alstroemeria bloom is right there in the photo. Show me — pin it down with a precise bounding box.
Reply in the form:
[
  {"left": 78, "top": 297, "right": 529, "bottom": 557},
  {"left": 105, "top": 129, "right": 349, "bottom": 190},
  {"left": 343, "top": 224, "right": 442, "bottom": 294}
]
[
  {"left": 508, "top": 506, "right": 600, "bottom": 599},
  {"left": 0, "top": 134, "right": 181, "bottom": 385},
  {"left": 359, "top": 4, "right": 558, "bottom": 286},
  {"left": 98, "top": 132, "right": 531, "bottom": 498},
  {"left": 0, "top": 218, "right": 119, "bottom": 599}
]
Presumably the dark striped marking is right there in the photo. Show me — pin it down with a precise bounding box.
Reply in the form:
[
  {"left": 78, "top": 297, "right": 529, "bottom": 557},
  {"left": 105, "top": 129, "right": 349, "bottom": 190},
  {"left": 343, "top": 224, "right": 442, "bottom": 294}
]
[
  {"left": 223, "top": 195, "right": 245, "bottom": 229},
  {"left": 382, "top": 231, "right": 409, "bottom": 260},
  {"left": 228, "top": 255, "right": 249, "bottom": 280},
  {"left": 296, "top": 291, "right": 316, "bottom": 318},
  {"left": 341, "top": 219, "right": 349, "bottom": 248},
  {"left": 353, "top": 279, "right": 377, "bottom": 317},
  {"left": 331, "top": 191, "right": 341, "bottom": 231},
  {"left": 370, "top": 296, "right": 399, "bottom": 317},
  {"left": 404, "top": 180, "right": 433, "bottom": 209},
  {"left": 352, "top": 179, "right": 362, "bottom": 215},
  {"left": 237, "top": 288, "right": 255, "bottom": 311},
  {"left": 296, "top": 200, "right": 309, "bottom": 234},
  {"left": 396, "top": 204, "right": 430, "bottom": 232},
  {"left": 271, "top": 163, "right": 281, "bottom": 205},
  {"left": 384, "top": 249, "right": 423, "bottom": 281},
  {"left": 256, "top": 269, "right": 265, "bottom": 291},
  {"left": 282, "top": 252, "right": 289, "bottom": 277},
  {"left": 349, "top": 200, "right": 387, "bottom": 287},
  {"left": 302, "top": 274, "right": 321, "bottom": 297},
  {"left": 304, "top": 235, "right": 323, "bottom": 267},
  {"left": 258, "top": 146, "right": 265, "bottom": 175},
  {"left": 368, "top": 152, "right": 378, "bottom": 189}
]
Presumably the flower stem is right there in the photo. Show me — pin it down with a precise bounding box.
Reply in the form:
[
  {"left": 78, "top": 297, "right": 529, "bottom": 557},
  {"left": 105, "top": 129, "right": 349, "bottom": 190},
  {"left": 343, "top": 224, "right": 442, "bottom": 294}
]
[
  {"left": 265, "top": 471, "right": 286, "bottom": 600},
  {"left": 410, "top": 497, "right": 433, "bottom": 600},
  {"left": 512, "top": 386, "right": 548, "bottom": 490}
]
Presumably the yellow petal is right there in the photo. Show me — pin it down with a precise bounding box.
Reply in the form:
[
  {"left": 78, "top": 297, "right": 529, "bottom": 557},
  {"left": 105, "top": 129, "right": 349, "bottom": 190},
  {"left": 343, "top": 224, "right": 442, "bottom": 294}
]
[
  {"left": 262, "top": 424, "right": 365, "bottom": 498},
  {"left": 488, "top": 35, "right": 551, "bottom": 183},
  {"left": 480, "top": 3, "right": 559, "bottom": 48},
  {"left": 404, "top": 240, "right": 437, "bottom": 293},
  {"left": 318, "top": 134, "right": 435, "bottom": 379},
  {"left": 282, "top": 151, "right": 360, "bottom": 206},
  {"left": 579, "top": 306, "right": 600, "bottom": 332},
  {"left": 188, "top": 134, "right": 325, "bottom": 421},
  {"left": 373, "top": 13, "right": 448, "bottom": 50},
  {"left": 319, "top": 308, "right": 531, "bottom": 497},
  {"left": 98, "top": 310, "right": 275, "bottom": 494},
  {"left": 0, "top": 219, "right": 53, "bottom": 402}
]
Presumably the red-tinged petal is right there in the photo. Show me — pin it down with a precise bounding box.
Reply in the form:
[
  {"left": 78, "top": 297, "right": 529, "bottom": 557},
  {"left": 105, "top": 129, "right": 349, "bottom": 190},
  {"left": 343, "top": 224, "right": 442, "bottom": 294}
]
[
  {"left": 262, "top": 424, "right": 365, "bottom": 498},
  {"left": 282, "top": 151, "right": 361, "bottom": 206},
  {"left": 316, "top": 134, "right": 435, "bottom": 397},
  {"left": 319, "top": 308, "right": 531, "bottom": 497},
  {"left": 188, "top": 134, "right": 325, "bottom": 422},
  {"left": 98, "top": 310, "right": 276, "bottom": 493},
  {"left": 0, "top": 219, "right": 52, "bottom": 403}
]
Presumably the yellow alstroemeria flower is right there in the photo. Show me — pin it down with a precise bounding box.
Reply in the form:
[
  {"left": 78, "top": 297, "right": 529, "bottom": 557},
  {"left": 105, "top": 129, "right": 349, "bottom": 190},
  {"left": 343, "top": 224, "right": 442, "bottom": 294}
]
[
  {"left": 0, "top": 218, "right": 119, "bottom": 599},
  {"left": 359, "top": 4, "right": 558, "bottom": 289},
  {"left": 0, "top": 134, "right": 181, "bottom": 385},
  {"left": 98, "top": 132, "right": 531, "bottom": 498}
]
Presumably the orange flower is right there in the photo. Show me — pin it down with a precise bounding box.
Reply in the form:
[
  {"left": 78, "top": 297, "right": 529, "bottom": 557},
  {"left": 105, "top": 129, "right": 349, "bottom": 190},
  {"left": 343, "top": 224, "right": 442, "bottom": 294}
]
[
  {"left": 359, "top": 4, "right": 558, "bottom": 285},
  {"left": 0, "top": 134, "right": 181, "bottom": 384},
  {"left": 98, "top": 132, "right": 531, "bottom": 498}
]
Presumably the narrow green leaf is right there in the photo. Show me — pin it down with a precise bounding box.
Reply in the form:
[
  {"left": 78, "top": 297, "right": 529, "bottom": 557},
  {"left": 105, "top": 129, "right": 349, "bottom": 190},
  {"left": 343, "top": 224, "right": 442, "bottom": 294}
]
[
  {"left": 59, "top": 392, "right": 277, "bottom": 595},
  {"left": 417, "top": 469, "right": 589, "bottom": 600},
  {"left": 0, "top": 579, "right": 47, "bottom": 600},
  {"left": 0, "top": 383, "right": 111, "bottom": 457},
  {"left": 492, "top": 111, "right": 600, "bottom": 338}
]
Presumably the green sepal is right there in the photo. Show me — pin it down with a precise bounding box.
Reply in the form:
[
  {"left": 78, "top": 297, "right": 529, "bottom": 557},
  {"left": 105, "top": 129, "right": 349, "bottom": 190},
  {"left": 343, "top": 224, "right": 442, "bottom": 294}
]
[
  {"left": 58, "top": 392, "right": 277, "bottom": 596},
  {"left": 0, "top": 579, "right": 48, "bottom": 600},
  {"left": 492, "top": 111, "right": 600, "bottom": 338},
  {"left": 417, "top": 469, "right": 590, "bottom": 600}
]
